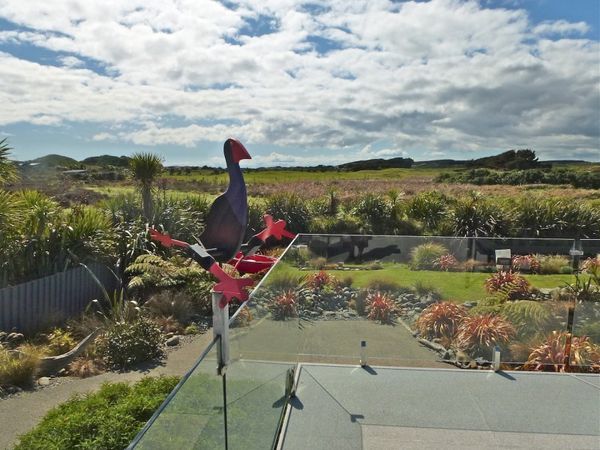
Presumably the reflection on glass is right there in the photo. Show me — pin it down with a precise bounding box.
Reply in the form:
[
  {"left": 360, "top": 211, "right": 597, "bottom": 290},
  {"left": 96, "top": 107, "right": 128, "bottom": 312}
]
[{"left": 243, "top": 235, "right": 599, "bottom": 370}]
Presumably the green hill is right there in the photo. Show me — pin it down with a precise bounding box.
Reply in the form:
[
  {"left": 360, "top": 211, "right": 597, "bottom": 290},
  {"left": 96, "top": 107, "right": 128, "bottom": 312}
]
[
  {"left": 81, "top": 155, "right": 131, "bottom": 167},
  {"left": 28, "top": 154, "right": 81, "bottom": 169}
]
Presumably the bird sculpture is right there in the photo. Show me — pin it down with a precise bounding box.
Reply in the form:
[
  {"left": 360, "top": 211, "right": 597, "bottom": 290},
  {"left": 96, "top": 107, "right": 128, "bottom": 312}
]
[{"left": 149, "top": 138, "right": 295, "bottom": 308}]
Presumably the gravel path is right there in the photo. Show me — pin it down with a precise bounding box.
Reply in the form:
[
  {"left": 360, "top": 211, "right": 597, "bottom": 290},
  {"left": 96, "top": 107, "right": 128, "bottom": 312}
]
[{"left": 0, "top": 332, "right": 214, "bottom": 450}]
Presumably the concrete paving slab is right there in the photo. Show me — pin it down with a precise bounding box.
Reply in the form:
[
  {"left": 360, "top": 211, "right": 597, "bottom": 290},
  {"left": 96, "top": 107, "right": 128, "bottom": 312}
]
[
  {"left": 282, "top": 364, "right": 599, "bottom": 450},
  {"left": 361, "top": 425, "right": 600, "bottom": 450}
]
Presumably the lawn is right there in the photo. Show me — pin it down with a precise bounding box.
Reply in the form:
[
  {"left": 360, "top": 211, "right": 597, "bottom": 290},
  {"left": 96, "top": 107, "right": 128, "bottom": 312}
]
[{"left": 270, "top": 262, "right": 578, "bottom": 302}]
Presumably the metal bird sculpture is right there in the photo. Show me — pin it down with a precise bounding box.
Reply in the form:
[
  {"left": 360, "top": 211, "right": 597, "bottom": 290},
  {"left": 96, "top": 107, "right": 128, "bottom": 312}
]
[{"left": 149, "top": 138, "right": 295, "bottom": 308}]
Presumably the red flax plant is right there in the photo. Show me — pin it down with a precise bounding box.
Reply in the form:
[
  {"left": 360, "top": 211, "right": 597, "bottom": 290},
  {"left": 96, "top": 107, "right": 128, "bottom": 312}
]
[
  {"left": 484, "top": 270, "right": 531, "bottom": 300},
  {"left": 511, "top": 255, "right": 541, "bottom": 273},
  {"left": 366, "top": 291, "right": 397, "bottom": 324},
  {"left": 306, "top": 270, "right": 336, "bottom": 290},
  {"left": 456, "top": 314, "right": 515, "bottom": 356},
  {"left": 416, "top": 302, "right": 467, "bottom": 347},
  {"left": 435, "top": 254, "right": 459, "bottom": 272},
  {"left": 525, "top": 331, "right": 600, "bottom": 373},
  {"left": 270, "top": 290, "right": 298, "bottom": 320}
]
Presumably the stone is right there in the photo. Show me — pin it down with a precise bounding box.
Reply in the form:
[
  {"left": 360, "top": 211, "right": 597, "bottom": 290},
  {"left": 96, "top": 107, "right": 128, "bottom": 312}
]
[
  {"left": 38, "top": 377, "right": 51, "bottom": 386},
  {"left": 166, "top": 336, "right": 180, "bottom": 347},
  {"left": 7, "top": 332, "right": 24, "bottom": 345}
]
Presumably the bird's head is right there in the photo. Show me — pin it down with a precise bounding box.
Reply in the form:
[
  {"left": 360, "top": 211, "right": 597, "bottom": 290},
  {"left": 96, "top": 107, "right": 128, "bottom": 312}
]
[{"left": 225, "top": 138, "right": 251, "bottom": 164}]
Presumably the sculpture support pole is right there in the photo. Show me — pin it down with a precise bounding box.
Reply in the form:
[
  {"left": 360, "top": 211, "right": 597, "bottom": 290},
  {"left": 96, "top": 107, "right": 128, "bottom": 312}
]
[{"left": 212, "top": 291, "right": 230, "bottom": 375}]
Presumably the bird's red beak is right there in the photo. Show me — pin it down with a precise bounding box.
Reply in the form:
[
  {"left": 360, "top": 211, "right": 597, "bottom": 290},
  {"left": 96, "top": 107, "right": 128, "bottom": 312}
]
[{"left": 230, "top": 139, "right": 251, "bottom": 163}]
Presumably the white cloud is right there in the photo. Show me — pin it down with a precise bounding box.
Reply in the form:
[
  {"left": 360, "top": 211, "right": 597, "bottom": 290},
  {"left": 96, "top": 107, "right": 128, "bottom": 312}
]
[
  {"left": 534, "top": 20, "right": 590, "bottom": 36},
  {"left": 0, "top": 0, "right": 598, "bottom": 162}
]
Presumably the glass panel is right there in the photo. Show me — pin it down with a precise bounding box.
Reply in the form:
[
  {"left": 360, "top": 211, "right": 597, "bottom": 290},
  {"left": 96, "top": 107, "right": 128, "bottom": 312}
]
[
  {"left": 132, "top": 339, "right": 225, "bottom": 450},
  {"left": 247, "top": 234, "right": 583, "bottom": 369},
  {"left": 569, "top": 245, "right": 600, "bottom": 369},
  {"left": 227, "top": 302, "right": 297, "bottom": 449}
]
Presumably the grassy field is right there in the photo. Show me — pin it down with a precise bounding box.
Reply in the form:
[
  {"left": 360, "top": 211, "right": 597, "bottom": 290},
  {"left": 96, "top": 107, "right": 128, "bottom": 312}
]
[{"left": 269, "top": 262, "right": 577, "bottom": 302}]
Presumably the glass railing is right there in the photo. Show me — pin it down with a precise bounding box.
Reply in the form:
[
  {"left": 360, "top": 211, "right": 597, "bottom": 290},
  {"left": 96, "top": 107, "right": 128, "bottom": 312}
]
[
  {"left": 129, "top": 337, "right": 226, "bottom": 449},
  {"left": 131, "top": 234, "right": 599, "bottom": 449},
  {"left": 247, "top": 234, "right": 600, "bottom": 371}
]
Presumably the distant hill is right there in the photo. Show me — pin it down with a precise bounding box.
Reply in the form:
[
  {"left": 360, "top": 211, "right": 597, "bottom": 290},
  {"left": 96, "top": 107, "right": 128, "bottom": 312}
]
[
  {"left": 81, "top": 155, "right": 131, "bottom": 167},
  {"left": 338, "top": 156, "right": 414, "bottom": 171},
  {"left": 27, "top": 154, "right": 81, "bottom": 169}
]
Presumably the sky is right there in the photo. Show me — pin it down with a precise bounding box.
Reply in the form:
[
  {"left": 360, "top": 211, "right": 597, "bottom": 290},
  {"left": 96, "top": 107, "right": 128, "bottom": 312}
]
[{"left": 0, "top": 0, "right": 598, "bottom": 167}]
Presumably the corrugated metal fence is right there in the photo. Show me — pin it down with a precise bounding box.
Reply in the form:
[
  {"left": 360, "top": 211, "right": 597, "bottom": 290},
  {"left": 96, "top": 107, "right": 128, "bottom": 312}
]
[{"left": 0, "top": 263, "right": 118, "bottom": 333}]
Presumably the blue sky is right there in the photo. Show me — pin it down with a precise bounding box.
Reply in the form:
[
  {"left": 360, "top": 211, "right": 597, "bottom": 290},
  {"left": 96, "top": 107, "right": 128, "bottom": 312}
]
[{"left": 0, "top": 0, "right": 598, "bottom": 166}]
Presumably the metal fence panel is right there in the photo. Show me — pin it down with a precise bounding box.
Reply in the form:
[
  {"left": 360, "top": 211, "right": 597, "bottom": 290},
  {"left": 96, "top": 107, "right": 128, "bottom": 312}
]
[{"left": 0, "top": 264, "right": 118, "bottom": 333}]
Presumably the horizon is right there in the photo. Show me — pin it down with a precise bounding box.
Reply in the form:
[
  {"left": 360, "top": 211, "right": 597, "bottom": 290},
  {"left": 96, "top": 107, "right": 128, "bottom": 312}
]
[{"left": 1, "top": 0, "right": 599, "bottom": 166}]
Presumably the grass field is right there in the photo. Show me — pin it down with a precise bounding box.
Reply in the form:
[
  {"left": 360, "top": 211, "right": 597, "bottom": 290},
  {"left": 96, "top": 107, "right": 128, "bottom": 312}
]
[{"left": 270, "top": 262, "right": 577, "bottom": 302}]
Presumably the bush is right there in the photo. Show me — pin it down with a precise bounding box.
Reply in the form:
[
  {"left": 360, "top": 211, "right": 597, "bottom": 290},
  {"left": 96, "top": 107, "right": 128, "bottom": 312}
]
[
  {"left": 46, "top": 328, "right": 77, "bottom": 356},
  {"left": 410, "top": 242, "right": 448, "bottom": 270},
  {"left": 15, "top": 376, "right": 179, "bottom": 450},
  {"left": 97, "top": 317, "right": 163, "bottom": 369},
  {"left": 435, "top": 254, "right": 459, "bottom": 271},
  {"left": 352, "top": 194, "right": 392, "bottom": 234},
  {"left": 0, "top": 345, "right": 41, "bottom": 388},
  {"left": 484, "top": 271, "right": 531, "bottom": 299},
  {"left": 265, "top": 193, "right": 309, "bottom": 233},
  {"left": 305, "top": 270, "right": 337, "bottom": 291},
  {"left": 144, "top": 291, "right": 194, "bottom": 324},
  {"left": 413, "top": 280, "right": 441, "bottom": 300},
  {"left": 456, "top": 314, "right": 515, "bottom": 356},
  {"left": 365, "top": 278, "right": 403, "bottom": 292},
  {"left": 308, "top": 257, "right": 328, "bottom": 270},
  {"left": 537, "top": 254, "right": 570, "bottom": 274},
  {"left": 270, "top": 290, "right": 297, "bottom": 320},
  {"left": 265, "top": 271, "right": 305, "bottom": 291},
  {"left": 511, "top": 255, "right": 540, "bottom": 273},
  {"left": 524, "top": 331, "right": 568, "bottom": 372},
  {"left": 366, "top": 291, "right": 397, "bottom": 324},
  {"left": 416, "top": 302, "right": 467, "bottom": 343}
]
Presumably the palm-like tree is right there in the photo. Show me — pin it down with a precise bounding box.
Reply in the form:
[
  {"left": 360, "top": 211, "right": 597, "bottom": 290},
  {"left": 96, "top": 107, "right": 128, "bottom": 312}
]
[
  {"left": 0, "top": 138, "right": 19, "bottom": 186},
  {"left": 129, "top": 152, "right": 163, "bottom": 221}
]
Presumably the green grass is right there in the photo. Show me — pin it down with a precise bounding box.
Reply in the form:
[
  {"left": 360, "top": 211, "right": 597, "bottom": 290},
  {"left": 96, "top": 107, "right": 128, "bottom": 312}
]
[
  {"left": 167, "top": 167, "right": 443, "bottom": 184},
  {"left": 269, "top": 262, "right": 577, "bottom": 302}
]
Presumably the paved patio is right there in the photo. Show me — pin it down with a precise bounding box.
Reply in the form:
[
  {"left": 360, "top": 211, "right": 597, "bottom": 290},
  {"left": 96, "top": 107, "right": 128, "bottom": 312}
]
[{"left": 281, "top": 364, "right": 600, "bottom": 450}]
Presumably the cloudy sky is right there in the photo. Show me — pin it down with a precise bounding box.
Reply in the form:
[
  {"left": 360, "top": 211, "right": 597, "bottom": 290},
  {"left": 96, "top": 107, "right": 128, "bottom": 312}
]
[{"left": 0, "top": 0, "right": 598, "bottom": 166}]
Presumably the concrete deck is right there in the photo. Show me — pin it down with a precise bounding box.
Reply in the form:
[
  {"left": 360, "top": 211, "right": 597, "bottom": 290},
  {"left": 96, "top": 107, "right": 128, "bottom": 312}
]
[{"left": 281, "top": 364, "right": 600, "bottom": 450}]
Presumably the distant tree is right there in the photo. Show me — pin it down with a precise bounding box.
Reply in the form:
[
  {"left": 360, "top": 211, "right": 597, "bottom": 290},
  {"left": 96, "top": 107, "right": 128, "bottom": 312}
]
[
  {"left": 129, "top": 152, "right": 164, "bottom": 221},
  {"left": 0, "top": 138, "right": 19, "bottom": 185}
]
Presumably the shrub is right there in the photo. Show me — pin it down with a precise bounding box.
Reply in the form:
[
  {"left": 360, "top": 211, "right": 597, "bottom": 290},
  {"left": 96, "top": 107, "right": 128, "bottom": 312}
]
[
  {"left": 15, "top": 376, "right": 179, "bottom": 450},
  {"left": 270, "top": 290, "right": 297, "bottom": 320},
  {"left": 352, "top": 194, "right": 392, "bottom": 234},
  {"left": 501, "top": 300, "right": 553, "bottom": 338},
  {"left": 407, "top": 191, "right": 450, "bottom": 233},
  {"left": 410, "top": 242, "right": 448, "bottom": 270},
  {"left": 308, "top": 257, "right": 328, "bottom": 270},
  {"left": 537, "top": 254, "right": 570, "bottom": 274},
  {"left": 231, "top": 306, "right": 253, "bottom": 328},
  {"left": 306, "top": 270, "right": 337, "bottom": 291},
  {"left": 46, "top": 328, "right": 77, "bottom": 356},
  {"left": 152, "top": 315, "right": 184, "bottom": 334},
  {"left": 524, "top": 331, "right": 568, "bottom": 372},
  {"left": 413, "top": 280, "right": 441, "bottom": 300},
  {"left": 462, "top": 258, "right": 487, "bottom": 272},
  {"left": 144, "top": 291, "right": 194, "bottom": 324},
  {"left": 366, "top": 291, "right": 397, "bottom": 324},
  {"left": 67, "top": 357, "right": 104, "bottom": 378},
  {"left": 97, "top": 317, "right": 163, "bottom": 369},
  {"left": 365, "top": 278, "right": 403, "bottom": 292},
  {"left": 569, "top": 336, "right": 600, "bottom": 372},
  {"left": 484, "top": 271, "right": 531, "bottom": 299},
  {"left": 435, "top": 254, "right": 459, "bottom": 271},
  {"left": 456, "top": 314, "right": 515, "bottom": 356},
  {"left": 511, "top": 255, "right": 540, "bottom": 273},
  {"left": 579, "top": 321, "right": 600, "bottom": 343},
  {"left": 0, "top": 345, "right": 41, "bottom": 388},
  {"left": 265, "top": 193, "right": 309, "bottom": 233},
  {"left": 351, "top": 290, "right": 368, "bottom": 316},
  {"left": 581, "top": 257, "right": 600, "bottom": 277},
  {"left": 416, "top": 302, "right": 467, "bottom": 343}
]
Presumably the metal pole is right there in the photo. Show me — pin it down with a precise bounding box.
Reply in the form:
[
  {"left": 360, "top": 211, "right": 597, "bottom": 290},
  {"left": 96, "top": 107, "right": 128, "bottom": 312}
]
[
  {"left": 212, "top": 291, "right": 230, "bottom": 374},
  {"left": 212, "top": 291, "right": 230, "bottom": 449}
]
